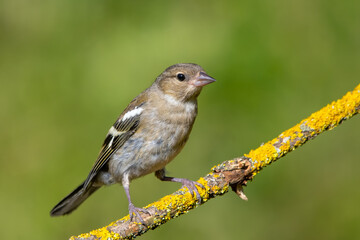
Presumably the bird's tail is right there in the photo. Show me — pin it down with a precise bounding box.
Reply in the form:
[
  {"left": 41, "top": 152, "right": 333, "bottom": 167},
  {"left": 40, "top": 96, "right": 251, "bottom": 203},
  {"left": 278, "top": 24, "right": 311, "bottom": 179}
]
[{"left": 50, "top": 181, "right": 100, "bottom": 216}]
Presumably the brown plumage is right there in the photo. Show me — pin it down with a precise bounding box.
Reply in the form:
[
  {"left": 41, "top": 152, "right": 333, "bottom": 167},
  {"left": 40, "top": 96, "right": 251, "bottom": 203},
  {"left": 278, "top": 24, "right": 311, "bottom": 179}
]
[{"left": 50, "top": 63, "right": 216, "bottom": 224}]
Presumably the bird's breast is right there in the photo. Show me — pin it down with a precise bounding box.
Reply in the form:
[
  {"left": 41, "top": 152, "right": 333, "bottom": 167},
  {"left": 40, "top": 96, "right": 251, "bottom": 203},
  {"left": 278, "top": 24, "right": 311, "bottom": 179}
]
[
  {"left": 108, "top": 100, "right": 198, "bottom": 182},
  {"left": 140, "top": 101, "right": 197, "bottom": 161}
]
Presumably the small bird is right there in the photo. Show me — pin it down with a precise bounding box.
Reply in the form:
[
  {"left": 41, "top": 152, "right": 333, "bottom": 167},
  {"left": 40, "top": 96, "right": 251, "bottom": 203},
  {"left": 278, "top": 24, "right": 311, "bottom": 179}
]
[{"left": 50, "top": 63, "right": 215, "bottom": 223}]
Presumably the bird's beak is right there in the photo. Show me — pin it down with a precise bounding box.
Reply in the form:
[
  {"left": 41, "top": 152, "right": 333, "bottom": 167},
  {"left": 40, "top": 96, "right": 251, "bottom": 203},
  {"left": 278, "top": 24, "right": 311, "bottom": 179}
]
[{"left": 190, "top": 72, "right": 216, "bottom": 87}]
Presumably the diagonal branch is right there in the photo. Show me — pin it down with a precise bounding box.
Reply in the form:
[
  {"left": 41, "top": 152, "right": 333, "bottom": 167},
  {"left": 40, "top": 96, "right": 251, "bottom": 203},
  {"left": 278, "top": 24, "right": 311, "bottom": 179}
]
[{"left": 71, "top": 84, "right": 360, "bottom": 240}]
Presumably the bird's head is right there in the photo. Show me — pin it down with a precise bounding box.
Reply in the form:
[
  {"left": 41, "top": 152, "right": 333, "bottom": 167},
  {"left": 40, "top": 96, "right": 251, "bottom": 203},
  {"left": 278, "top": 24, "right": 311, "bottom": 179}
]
[{"left": 155, "top": 63, "right": 216, "bottom": 102}]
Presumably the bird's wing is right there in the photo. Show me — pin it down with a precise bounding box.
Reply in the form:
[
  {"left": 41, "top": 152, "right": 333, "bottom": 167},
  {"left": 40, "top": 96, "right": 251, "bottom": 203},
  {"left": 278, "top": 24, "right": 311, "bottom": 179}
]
[{"left": 83, "top": 100, "right": 146, "bottom": 189}]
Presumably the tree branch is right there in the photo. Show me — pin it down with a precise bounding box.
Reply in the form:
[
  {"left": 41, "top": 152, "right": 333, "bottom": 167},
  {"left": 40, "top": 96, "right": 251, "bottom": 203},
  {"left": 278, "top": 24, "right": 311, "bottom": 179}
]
[{"left": 71, "top": 84, "right": 360, "bottom": 240}]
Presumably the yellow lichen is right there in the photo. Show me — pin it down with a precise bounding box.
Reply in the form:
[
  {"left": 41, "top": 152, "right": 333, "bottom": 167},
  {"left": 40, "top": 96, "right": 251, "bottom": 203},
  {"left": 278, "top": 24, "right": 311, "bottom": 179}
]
[
  {"left": 245, "top": 84, "right": 360, "bottom": 174},
  {"left": 245, "top": 140, "right": 279, "bottom": 171},
  {"left": 72, "top": 221, "right": 119, "bottom": 240}
]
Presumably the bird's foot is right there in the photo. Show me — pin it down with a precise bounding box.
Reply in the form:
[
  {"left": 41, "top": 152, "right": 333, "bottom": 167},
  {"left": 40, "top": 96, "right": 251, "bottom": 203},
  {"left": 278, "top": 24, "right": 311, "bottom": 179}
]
[
  {"left": 128, "top": 203, "right": 150, "bottom": 225},
  {"left": 177, "top": 178, "right": 204, "bottom": 203}
]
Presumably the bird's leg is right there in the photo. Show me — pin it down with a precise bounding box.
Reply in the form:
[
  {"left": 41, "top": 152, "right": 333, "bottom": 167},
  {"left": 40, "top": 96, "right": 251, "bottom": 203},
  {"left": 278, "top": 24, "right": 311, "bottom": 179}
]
[
  {"left": 155, "top": 168, "right": 204, "bottom": 203},
  {"left": 122, "top": 174, "right": 150, "bottom": 224}
]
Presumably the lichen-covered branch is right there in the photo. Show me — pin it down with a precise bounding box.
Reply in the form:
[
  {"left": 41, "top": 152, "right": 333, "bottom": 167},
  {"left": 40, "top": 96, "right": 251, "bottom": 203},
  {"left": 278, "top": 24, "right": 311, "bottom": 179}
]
[{"left": 71, "top": 84, "right": 360, "bottom": 240}]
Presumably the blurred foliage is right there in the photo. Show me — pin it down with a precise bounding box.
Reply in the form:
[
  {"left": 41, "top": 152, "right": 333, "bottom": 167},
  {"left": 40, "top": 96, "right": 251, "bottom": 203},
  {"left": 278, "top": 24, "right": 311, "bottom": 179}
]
[{"left": 1, "top": 0, "right": 359, "bottom": 239}]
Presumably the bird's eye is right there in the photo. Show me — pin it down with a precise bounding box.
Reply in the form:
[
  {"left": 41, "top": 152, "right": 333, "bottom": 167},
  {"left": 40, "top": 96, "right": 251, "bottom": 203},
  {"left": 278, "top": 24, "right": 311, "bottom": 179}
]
[{"left": 176, "top": 73, "right": 186, "bottom": 81}]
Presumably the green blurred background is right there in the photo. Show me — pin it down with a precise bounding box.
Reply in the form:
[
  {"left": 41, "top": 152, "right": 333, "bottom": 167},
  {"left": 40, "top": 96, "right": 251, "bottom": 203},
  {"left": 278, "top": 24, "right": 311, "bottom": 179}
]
[{"left": 1, "top": 0, "right": 359, "bottom": 239}]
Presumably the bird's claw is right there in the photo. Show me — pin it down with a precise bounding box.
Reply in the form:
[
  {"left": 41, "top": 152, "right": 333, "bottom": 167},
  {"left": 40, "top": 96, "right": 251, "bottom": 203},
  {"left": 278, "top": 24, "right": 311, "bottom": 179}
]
[
  {"left": 180, "top": 179, "right": 204, "bottom": 203},
  {"left": 129, "top": 203, "right": 150, "bottom": 225}
]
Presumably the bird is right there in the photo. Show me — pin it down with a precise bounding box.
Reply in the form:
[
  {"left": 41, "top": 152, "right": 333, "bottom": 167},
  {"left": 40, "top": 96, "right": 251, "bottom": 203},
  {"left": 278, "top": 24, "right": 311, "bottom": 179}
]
[{"left": 50, "top": 63, "right": 216, "bottom": 224}]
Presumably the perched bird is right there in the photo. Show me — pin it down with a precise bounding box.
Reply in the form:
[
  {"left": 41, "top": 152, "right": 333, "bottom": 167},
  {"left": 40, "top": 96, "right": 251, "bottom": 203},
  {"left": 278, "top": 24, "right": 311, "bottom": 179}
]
[{"left": 50, "top": 63, "right": 216, "bottom": 223}]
